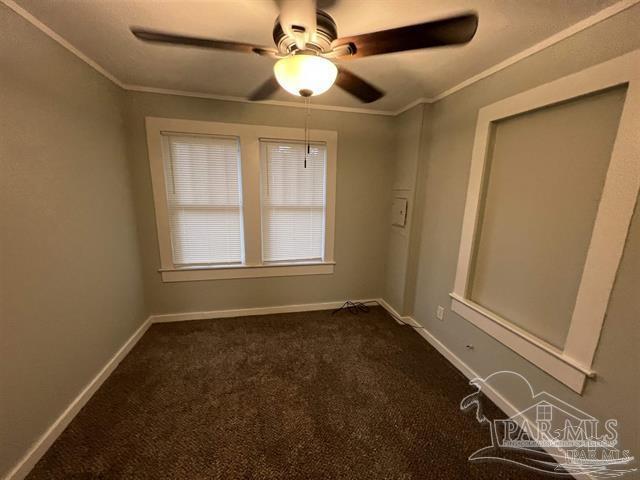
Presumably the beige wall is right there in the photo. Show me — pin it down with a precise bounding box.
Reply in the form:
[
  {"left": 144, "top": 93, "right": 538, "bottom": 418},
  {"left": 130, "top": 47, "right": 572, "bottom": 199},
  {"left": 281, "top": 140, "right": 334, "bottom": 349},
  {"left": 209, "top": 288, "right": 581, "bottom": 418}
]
[
  {"left": 470, "top": 86, "right": 627, "bottom": 348},
  {"left": 408, "top": 4, "right": 640, "bottom": 458},
  {"left": 383, "top": 104, "right": 424, "bottom": 314},
  {"left": 0, "top": 5, "right": 146, "bottom": 477},
  {"left": 125, "top": 91, "right": 395, "bottom": 314},
  {"left": 2, "top": 0, "right": 639, "bottom": 476}
]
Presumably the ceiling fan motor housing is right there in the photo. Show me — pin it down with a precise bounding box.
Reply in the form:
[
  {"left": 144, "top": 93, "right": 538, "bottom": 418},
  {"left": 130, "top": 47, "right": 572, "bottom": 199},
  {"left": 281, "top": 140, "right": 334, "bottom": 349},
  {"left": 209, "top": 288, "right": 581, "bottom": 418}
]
[{"left": 273, "top": 10, "right": 338, "bottom": 54}]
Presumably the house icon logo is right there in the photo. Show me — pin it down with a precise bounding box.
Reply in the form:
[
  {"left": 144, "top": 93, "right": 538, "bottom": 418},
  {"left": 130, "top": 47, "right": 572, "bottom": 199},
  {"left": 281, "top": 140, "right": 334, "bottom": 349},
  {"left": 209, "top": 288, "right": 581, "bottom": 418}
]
[{"left": 461, "top": 371, "right": 636, "bottom": 478}]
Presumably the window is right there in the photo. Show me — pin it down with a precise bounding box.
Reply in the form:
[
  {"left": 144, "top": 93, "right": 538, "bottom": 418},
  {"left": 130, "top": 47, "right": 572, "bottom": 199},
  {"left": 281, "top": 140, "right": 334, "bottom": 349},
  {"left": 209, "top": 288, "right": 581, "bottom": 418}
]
[
  {"left": 145, "top": 117, "right": 337, "bottom": 282},
  {"left": 261, "top": 141, "right": 326, "bottom": 263},
  {"left": 163, "top": 134, "right": 243, "bottom": 266}
]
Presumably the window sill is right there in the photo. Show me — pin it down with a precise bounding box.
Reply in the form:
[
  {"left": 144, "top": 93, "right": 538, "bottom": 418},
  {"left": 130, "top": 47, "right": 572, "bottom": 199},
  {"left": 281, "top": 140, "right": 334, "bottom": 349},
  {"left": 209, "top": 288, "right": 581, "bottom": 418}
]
[
  {"left": 159, "top": 261, "right": 335, "bottom": 282},
  {"left": 449, "top": 293, "right": 594, "bottom": 393}
]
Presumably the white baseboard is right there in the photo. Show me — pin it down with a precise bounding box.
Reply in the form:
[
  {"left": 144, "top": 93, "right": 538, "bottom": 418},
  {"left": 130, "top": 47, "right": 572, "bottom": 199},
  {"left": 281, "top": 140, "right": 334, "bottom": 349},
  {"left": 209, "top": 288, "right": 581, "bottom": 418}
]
[
  {"left": 374, "top": 299, "right": 527, "bottom": 416},
  {"left": 374, "top": 300, "right": 588, "bottom": 480},
  {"left": 409, "top": 320, "right": 589, "bottom": 479},
  {"left": 375, "top": 298, "right": 422, "bottom": 328},
  {"left": 9, "top": 298, "right": 582, "bottom": 480},
  {"left": 6, "top": 298, "right": 377, "bottom": 479},
  {"left": 5, "top": 318, "right": 151, "bottom": 480},
  {"left": 412, "top": 322, "right": 519, "bottom": 415},
  {"left": 149, "top": 298, "right": 378, "bottom": 323}
]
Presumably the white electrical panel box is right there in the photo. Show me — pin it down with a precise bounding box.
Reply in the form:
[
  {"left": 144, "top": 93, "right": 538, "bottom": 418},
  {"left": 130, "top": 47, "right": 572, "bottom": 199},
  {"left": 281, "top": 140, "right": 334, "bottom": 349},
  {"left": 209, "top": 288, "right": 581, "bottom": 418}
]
[{"left": 391, "top": 197, "right": 408, "bottom": 227}]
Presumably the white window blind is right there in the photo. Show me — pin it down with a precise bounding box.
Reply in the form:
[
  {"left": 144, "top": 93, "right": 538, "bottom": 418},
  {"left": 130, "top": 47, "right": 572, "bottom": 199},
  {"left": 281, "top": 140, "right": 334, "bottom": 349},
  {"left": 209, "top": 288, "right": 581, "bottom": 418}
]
[
  {"left": 163, "top": 134, "right": 243, "bottom": 266},
  {"left": 261, "top": 141, "right": 327, "bottom": 263}
]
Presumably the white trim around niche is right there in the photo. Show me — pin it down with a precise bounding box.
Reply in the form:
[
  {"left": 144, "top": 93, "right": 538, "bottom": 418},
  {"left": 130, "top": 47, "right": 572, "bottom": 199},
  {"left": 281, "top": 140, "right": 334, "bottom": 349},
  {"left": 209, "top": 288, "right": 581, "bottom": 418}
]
[{"left": 451, "top": 49, "right": 640, "bottom": 394}]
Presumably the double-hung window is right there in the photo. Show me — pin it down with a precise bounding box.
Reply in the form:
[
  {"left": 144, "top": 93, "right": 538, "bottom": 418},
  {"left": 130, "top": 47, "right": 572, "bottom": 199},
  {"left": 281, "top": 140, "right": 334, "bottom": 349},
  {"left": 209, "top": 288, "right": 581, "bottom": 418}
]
[
  {"left": 146, "top": 117, "right": 336, "bottom": 282},
  {"left": 261, "top": 141, "right": 326, "bottom": 263},
  {"left": 163, "top": 134, "right": 243, "bottom": 266}
]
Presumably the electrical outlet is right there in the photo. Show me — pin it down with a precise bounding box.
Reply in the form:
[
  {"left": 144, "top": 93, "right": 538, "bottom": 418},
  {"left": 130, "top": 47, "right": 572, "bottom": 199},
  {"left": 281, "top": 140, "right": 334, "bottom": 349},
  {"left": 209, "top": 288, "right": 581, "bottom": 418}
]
[{"left": 436, "top": 306, "right": 445, "bottom": 321}]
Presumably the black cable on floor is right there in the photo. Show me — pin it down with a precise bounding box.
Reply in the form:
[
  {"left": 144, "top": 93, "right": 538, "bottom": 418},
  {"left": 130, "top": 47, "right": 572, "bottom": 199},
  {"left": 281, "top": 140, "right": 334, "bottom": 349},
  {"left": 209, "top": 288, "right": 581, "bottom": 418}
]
[
  {"left": 332, "top": 300, "right": 377, "bottom": 315},
  {"left": 392, "top": 315, "right": 425, "bottom": 331},
  {"left": 332, "top": 300, "right": 425, "bottom": 331}
]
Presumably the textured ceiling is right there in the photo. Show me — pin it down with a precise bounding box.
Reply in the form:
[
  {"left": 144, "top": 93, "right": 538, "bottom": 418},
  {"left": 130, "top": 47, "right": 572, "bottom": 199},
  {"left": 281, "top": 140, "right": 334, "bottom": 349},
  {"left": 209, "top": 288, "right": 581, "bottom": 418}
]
[{"left": 13, "top": 0, "right": 619, "bottom": 111}]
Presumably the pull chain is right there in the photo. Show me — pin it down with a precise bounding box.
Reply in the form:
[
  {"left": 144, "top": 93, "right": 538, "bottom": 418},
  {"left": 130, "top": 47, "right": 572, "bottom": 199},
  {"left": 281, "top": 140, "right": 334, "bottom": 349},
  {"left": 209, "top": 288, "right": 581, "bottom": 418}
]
[{"left": 304, "top": 95, "right": 311, "bottom": 168}]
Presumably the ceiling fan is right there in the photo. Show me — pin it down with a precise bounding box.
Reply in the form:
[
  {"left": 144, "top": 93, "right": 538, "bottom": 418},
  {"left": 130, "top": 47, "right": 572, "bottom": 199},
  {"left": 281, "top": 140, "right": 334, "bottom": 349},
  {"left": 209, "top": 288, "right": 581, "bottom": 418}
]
[{"left": 131, "top": 0, "right": 478, "bottom": 104}]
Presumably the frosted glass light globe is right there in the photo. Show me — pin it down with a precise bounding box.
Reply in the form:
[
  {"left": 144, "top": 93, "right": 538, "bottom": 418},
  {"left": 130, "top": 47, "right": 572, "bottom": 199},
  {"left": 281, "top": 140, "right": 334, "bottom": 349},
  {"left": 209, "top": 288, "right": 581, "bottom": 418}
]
[{"left": 274, "top": 54, "right": 338, "bottom": 97}]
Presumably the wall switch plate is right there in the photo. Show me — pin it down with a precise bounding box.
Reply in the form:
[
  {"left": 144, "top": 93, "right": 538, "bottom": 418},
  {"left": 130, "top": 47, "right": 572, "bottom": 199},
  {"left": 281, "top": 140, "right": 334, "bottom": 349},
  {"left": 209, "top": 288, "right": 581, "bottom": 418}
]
[
  {"left": 391, "top": 197, "right": 408, "bottom": 227},
  {"left": 436, "top": 306, "right": 445, "bottom": 320}
]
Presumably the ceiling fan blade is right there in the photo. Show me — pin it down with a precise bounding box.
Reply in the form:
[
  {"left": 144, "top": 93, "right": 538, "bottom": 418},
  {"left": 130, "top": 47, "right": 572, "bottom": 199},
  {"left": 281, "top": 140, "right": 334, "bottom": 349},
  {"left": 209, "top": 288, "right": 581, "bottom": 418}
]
[
  {"left": 131, "top": 27, "right": 278, "bottom": 56},
  {"left": 331, "top": 12, "right": 478, "bottom": 59},
  {"left": 335, "top": 68, "right": 384, "bottom": 103},
  {"left": 248, "top": 76, "right": 281, "bottom": 101},
  {"left": 275, "top": 0, "right": 317, "bottom": 49}
]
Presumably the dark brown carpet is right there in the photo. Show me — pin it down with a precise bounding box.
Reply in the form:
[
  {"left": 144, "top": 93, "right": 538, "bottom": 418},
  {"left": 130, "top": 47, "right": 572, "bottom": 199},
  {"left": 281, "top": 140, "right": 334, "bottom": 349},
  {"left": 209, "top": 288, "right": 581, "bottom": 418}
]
[{"left": 28, "top": 307, "right": 557, "bottom": 479}]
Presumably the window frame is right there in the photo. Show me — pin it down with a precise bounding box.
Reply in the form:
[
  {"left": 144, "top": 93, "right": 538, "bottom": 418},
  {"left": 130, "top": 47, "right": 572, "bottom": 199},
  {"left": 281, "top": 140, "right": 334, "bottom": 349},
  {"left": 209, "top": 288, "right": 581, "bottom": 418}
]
[
  {"left": 161, "top": 133, "right": 245, "bottom": 267},
  {"left": 259, "top": 139, "right": 328, "bottom": 264},
  {"left": 451, "top": 50, "right": 640, "bottom": 394},
  {"left": 146, "top": 117, "right": 337, "bottom": 282}
]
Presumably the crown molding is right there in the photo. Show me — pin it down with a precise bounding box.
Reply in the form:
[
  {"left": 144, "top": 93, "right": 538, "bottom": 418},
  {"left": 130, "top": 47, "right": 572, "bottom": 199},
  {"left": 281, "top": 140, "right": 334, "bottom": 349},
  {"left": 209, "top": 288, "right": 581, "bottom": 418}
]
[
  {"left": 4, "top": 0, "right": 638, "bottom": 116},
  {"left": 2, "top": 0, "right": 125, "bottom": 88},
  {"left": 391, "top": 97, "right": 432, "bottom": 115},
  {"left": 430, "top": 0, "right": 640, "bottom": 102},
  {"left": 122, "top": 84, "right": 397, "bottom": 116}
]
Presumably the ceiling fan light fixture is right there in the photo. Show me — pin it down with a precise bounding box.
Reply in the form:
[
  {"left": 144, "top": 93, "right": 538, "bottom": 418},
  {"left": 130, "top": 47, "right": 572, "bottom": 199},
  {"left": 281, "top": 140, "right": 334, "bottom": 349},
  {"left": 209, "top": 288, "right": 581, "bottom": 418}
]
[{"left": 273, "top": 54, "right": 338, "bottom": 97}]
